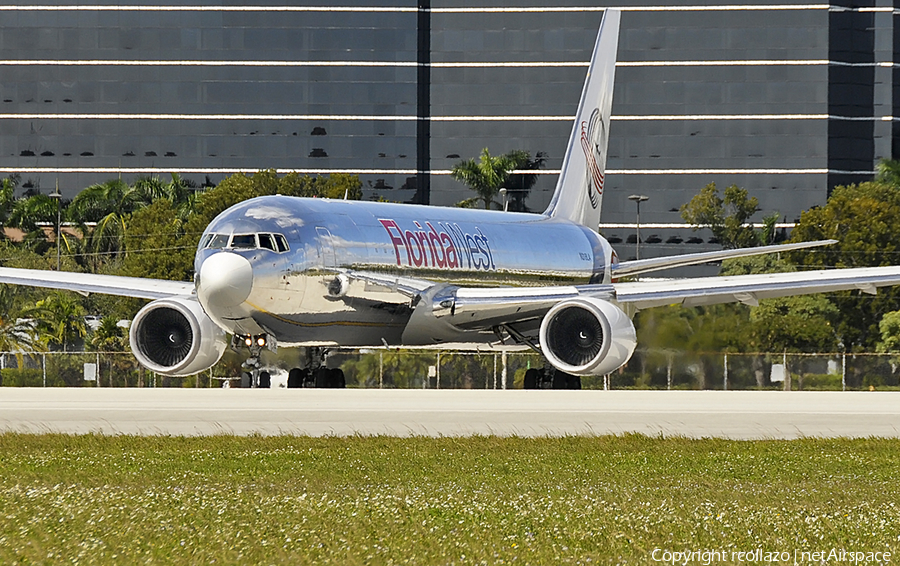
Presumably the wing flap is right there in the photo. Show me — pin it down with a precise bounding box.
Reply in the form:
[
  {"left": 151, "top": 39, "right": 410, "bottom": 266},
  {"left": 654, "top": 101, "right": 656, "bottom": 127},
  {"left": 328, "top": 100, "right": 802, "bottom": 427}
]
[{"left": 0, "top": 267, "right": 195, "bottom": 300}]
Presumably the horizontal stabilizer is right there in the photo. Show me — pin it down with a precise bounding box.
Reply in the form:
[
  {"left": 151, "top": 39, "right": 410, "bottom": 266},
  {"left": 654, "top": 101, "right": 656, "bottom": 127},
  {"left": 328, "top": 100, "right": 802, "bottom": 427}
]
[{"left": 611, "top": 239, "right": 838, "bottom": 278}]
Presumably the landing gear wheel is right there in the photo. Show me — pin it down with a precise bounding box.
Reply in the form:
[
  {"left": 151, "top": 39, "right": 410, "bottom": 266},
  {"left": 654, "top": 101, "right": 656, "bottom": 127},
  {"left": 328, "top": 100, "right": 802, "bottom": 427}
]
[
  {"left": 551, "top": 370, "right": 568, "bottom": 389},
  {"left": 314, "top": 367, "right": 329, "bottom": 388},
  {"left": 287, "top": 368, "right": 303, "bottom": 388},
  {"left": 566, "top": 374, "right": 582, "bottom": 390},
  {"left": 523, "top": 368, "right": 540, "bottom": 390},
  {"left": 258, "top": 371, "right": 271, "bottom": 389},
  {"left": 240, "top": 371, "right": 252, "bottom": 388},
  {"left": 331, "top": 368, "right": 346, "bottom": 388}
]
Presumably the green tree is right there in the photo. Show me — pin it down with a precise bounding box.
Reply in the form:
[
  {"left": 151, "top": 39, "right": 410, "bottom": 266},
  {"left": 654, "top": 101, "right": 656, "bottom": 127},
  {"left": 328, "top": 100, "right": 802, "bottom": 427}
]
[
  {"left": 67, "top": 179, "right": 149, "bottom": 265},
  {"left": 789, "top": 181, "right": 900, "bottom": 350},
  {"left": 875, "top": 157, "right": 900, "bottom": 187},
  {"left": 877, "top": 310, "right": 900, "bottom": 353},
  {"left": 34, "top": 291, "right": 88, "bottom": 352},
  {"left": 720, "top": 256, "right": 839, "bottom": 354},
  {"left": 636, "top": 303, "right": 747, "bottom": 389},
  {"left": 680, "top": 182, "right": 770, "bottom": 249},
  {"left": 88, "top": 316, "right": 128, "bottom": 352},
  {"left": 0, "top": 285, "right": 46, "bottom": 355},
  {"left": 0, "top": 174, "right": 19, "bottom": 236},
  {"left": 451, "top": 149, "right": 530, "bottom": 210},
  {"left": 7, "top": 193, "right": 61, "bottom": 253}
]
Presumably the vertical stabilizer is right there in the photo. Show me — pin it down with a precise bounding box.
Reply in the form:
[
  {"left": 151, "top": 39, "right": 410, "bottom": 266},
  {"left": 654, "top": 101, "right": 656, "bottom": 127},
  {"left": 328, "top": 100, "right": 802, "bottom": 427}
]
[{"left": 543, "top": 9, "right": 620, "bottom": 229}]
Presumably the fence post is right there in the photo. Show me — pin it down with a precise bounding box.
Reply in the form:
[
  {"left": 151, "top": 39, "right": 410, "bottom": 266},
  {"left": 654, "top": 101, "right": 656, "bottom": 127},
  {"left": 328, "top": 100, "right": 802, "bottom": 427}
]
[
  {"left": 723, "top": 354, "right": 728, "bottom": 391},
  {"left": 667, "top": 354, "right": 673, "bottom": 390},
  {"left": 842, "top": 353, "right": 846, "bottom": 392},
  {"left": 501, "top": 350, "right": 507, "bottom": 390},
  {"left": 492, "top": 353, "right": 496, "bottom": 389},
  {"left": 783, "top": 352, "right": 790, "bottom": 391},
  {"left": 42, "top": 353, "right": 46, "bottom": 387},
  {"left": 436, "top": 352, "right": 441, "bottom": 389},
  {"left": 378, "top": 351, "right": 383, "bottom": 389}
]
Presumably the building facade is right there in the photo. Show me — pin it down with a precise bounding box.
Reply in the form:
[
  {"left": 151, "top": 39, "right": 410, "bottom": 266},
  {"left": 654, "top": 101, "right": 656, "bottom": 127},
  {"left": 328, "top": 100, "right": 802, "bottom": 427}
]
[{"left": 0, "top": 1, "right": 893, "bottom": 257}]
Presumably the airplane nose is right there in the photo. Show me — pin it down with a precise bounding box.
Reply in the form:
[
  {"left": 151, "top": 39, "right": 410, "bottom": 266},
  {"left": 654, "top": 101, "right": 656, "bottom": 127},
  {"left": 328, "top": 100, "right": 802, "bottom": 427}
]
[{"left": 197, "top": 252, "right": 253, "bottom": 308}]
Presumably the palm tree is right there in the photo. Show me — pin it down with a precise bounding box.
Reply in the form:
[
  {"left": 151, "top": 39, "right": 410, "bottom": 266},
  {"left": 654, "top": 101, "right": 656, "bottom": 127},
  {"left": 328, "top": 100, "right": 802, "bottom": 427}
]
[
  {"left": 0, "top": 285, "right": 47, "bottom": 378},
  {"left": 7, "top": 193, "right": 60, "bottom": 252},
  {"left": 0, "top": 175, "right": 19, "bottom": 236},
  {"left": 88, "top": 316, "right": 127, "bottom": 352},
  {"left": 134, "top": 173, "right": 201, "bottom": 225},
  {"left": 67, "top": 179, "right": 146, "bottom": 264},
  {"left": 33, "top": 291, "right": 87, "bottom": 352},
  {"left": 0, "top": 286, "right": 45, "bottom": 353},
  {"left": 451, "top": 148, "right": 530, "bottom": 209}
]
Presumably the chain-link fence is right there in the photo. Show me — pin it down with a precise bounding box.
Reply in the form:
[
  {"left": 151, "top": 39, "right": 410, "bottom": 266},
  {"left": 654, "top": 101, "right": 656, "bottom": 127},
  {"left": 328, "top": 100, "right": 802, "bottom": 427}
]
[{"left": 1, "top": 349, "right": 898, "bottom": 391}]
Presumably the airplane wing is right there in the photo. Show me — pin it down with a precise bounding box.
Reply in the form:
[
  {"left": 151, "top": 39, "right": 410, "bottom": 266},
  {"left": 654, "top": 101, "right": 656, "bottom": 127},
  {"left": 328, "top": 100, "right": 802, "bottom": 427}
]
[
  {"left": 426, "top": 265, "right": 900, "bottom": 332},
  {"left": 610, "top": 239, "right": 837, "bottom": 278},
  {"left": 0, "top": 267, "right": 195, "bottom": 300},
  {"left": 613, "top": 265, "right": 900, "bottom": 309}
]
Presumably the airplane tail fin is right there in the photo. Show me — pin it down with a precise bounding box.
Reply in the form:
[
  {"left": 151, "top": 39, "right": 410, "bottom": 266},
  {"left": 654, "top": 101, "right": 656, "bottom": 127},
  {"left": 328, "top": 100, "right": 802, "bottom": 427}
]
[{"left": 543, "top": 8, "right": 620, "bottom": 230}]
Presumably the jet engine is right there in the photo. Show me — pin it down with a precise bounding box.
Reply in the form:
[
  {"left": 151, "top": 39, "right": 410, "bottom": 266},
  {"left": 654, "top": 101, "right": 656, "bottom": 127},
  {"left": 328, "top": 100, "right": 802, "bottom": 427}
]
[
  {"left": 129, "top": 297, "right": 227, "bottom": 377},
  {"left": 539, "top": 297, "right": 637, "bottom": 376}
]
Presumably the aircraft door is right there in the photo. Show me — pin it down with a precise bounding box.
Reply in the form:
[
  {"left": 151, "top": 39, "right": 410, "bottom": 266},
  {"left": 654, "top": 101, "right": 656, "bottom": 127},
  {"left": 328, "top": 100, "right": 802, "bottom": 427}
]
[{"left": 315, "top": 227, "right": 336, "bottom": 269}]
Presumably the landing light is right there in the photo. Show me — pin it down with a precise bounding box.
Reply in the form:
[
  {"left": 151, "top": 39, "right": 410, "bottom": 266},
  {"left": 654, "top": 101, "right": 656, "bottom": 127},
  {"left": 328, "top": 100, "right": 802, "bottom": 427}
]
[
  {"left": 243, "top": 336, "right": 253, "bottom": 347},
  {"left": 256, "top": 336, "right": 267, "bottom": 347}
]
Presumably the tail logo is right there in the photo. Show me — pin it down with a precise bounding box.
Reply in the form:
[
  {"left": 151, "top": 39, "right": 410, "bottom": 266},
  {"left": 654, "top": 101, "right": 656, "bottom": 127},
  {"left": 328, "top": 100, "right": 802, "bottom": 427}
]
[{"left": 580, "top": 108, "right": 606, "bottom": 210}]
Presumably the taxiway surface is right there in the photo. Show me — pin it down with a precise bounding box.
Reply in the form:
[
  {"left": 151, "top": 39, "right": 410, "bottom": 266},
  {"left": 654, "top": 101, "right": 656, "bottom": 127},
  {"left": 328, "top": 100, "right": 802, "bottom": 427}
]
[{"left": 1, "top": 388, "right": 899, "bottom": 438}]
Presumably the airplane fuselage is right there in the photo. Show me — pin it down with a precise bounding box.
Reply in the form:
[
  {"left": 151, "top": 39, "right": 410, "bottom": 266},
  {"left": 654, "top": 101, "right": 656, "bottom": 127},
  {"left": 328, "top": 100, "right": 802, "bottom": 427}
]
[{"left": 194, "top": 195, "right": 616, "bottom": 347}]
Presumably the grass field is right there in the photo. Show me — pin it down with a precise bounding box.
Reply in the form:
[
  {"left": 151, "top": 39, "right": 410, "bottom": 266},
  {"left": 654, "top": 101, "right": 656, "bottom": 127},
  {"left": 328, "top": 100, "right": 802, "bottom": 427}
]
[{"left": 1, "top": 434, "right": 898, "bottom": 564}]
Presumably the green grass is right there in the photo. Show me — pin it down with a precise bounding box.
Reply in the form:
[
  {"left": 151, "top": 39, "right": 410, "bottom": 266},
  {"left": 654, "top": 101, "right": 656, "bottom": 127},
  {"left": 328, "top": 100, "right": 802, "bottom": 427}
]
[{"left": 1, "top": 435, "right": 899, "bottom": 564}]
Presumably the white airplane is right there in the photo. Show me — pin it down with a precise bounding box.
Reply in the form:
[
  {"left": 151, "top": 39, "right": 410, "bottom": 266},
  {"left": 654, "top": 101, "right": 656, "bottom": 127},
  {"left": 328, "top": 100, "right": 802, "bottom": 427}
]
[{"left": 2, "top": 9, "right": 899, "bottom": 388}]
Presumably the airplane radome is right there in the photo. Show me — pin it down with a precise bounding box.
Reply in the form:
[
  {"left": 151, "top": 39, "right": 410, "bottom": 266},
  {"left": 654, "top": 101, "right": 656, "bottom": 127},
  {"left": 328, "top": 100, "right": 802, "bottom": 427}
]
[{"left": 1, "top": 9, "right": 900, "bottom": 388}]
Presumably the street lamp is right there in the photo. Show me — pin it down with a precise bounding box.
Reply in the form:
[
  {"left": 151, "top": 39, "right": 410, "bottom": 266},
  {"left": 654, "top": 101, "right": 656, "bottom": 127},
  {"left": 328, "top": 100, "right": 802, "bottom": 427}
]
[
  {"left": 499, "top": 188, "right": 509, "bottom": 212},
  {"left": 627, "top": 194, "right": 649, "bottom": 260},
  {"left": 49, "top": 182, "right": 62, "bottom": 271}
]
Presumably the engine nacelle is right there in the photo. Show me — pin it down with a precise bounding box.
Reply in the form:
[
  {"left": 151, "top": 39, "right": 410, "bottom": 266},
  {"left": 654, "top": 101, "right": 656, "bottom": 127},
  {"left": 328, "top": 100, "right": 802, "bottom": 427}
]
[
  {"left": 539, "top": 297, "right": 637, "bottom": 376},
  {"left": 130, "top": 297, "right": 227, "bottom": 377}
]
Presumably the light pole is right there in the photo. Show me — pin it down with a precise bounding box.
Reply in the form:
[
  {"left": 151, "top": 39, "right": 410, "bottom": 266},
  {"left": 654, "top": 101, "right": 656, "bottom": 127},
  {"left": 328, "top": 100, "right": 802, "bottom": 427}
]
[
  {"left": 627, "top": 194, "right": 649, "bottom": 260},
  {"left": 50, "top": 182, "right": 62, "bottom": 271},
  {"left": 499, "top": 188, "right": 509, "bottom": 211}
]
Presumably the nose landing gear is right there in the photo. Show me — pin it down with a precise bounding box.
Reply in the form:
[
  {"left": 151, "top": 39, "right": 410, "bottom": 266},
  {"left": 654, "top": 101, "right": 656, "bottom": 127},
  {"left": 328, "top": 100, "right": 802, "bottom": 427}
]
[{"left": 234, "top": 333, "right": 272, "bottom": 388}]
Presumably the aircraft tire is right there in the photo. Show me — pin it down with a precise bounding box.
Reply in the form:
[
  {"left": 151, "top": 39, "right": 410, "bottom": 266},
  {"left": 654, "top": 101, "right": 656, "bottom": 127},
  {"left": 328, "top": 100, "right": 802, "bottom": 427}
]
[
  {"left": 567, "top": 374, "right": 582, "bottom": 390},
  {"left": 258, "top": 371, "right": 271, "bottom": 389},
  {"left": 287, "top": 368, "right": 303, "bottom": 388},
  {"left": 314, "top": 367, "right": 329, "bottom": 388},
  {"left": 240, "top": 371, "right": 252, "bottom": 388},
  {"left": 551, "top": 370, "right": 568, "bottom": 390},
  {"left": 332, "top": 368, "right": 346, "bottom": 388},
  {"left": 523, "top": 368, "right": 539, "bottom": 390}
]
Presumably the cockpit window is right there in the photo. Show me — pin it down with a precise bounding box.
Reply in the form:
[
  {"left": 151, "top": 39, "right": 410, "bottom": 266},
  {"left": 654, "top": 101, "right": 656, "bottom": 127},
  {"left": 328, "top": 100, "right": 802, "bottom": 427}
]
[
  {"left": 206, "top": 234, "right": 229, "bottom": 249},
  {"left": 203, "top": 232, "right": 289, "bottom": 253},
  {"left": 230, "top": 234, "right": 257, "bottom": 249},
  {"left": 258, "top": 233, "right": 276, "bottom": 252}
]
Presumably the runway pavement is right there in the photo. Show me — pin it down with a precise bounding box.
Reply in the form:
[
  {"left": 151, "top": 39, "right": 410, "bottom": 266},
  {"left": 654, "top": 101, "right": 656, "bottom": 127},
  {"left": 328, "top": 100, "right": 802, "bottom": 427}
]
[{"left": 1, "top": 388, "right": 899, "bottom": 438}]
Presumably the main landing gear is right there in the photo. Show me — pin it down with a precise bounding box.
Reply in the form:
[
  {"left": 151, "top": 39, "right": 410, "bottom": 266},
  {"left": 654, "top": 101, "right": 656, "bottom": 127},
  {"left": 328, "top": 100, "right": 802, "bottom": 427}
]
[
  {"left": 494, "top": 325, "right": 581, "bottom": 390},
  {"left": 522, "top": 364, "right": 582, "bottom": 390},
  {"left": 286, "top": 347, "right": 346, "bottom": 389}
]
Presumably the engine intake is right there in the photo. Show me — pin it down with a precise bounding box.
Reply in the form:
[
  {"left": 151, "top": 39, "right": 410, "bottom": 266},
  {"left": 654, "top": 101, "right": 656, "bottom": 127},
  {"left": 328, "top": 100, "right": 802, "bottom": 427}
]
[
  {"left": 130, "top": 297, "right": 227, "bottom": 377},
  {"left": 539, "top": 297, "right": 636, "bottom": 376}
]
